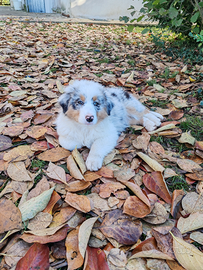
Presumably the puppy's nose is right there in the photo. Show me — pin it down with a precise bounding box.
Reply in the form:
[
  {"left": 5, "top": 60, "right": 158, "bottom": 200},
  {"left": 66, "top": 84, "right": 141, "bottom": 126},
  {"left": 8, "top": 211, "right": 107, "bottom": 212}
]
[{"left": 85, "top": 115, "right": 94, "bottom": 123}]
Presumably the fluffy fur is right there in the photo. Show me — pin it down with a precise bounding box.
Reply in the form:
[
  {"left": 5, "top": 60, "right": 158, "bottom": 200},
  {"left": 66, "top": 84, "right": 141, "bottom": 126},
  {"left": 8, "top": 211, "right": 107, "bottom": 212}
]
[{"left": 56, "top": 80, "right": 163, "bottom": 171}]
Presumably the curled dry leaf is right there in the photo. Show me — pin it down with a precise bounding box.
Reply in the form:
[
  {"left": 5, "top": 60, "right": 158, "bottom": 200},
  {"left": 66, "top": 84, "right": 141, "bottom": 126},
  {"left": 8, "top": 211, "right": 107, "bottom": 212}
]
[
  {"left": 186, "top": 169, "right": 203, "bottom": 181},
  {"left": 129, "top": 249, "right": 173, "bottom": 261},
  {"left": 171, "top": 232, "right": 203, "bottom": 270},
  {"left": 190, "top": 231, "right": 203, "bottom": 245},
  {"left": 72, "top": 147, "right": 87, "bottom": 174},
  {"left": 132, "top": 133, "right": 150, "bottom": 151},
  {"left": 148, "top": 141, "right": 165, "bottom": 155},
  {"left": 171, "top": 189, "right": 185, "bottom": 218},
  {"left": 107, "top": 248, "right": 127, "bottom": 268},
  {"left": 181, "top": 192, "right": 203, "bottom": 214},
  {"left": 49, "top": 206, "right": 76, "bottom": 228},
  {"left": 195, "top": 141, "right": 203, "bottom": 151},
  {"left": 38, "top": 147, "right": 70, "bottom": 162},
  {"left": 65, "top": 192, "right": 93, "bottom": 213},
  {"left": 169, "top": 110, "right": 184, "bottom": 120},
  {"left": 3, "top": 145, "right": 34, "bottom": 162},
  {"left": 143, "top": 172, "right": 172, "bottom": 204},
  {"left": 137, "top": 152, "right": 165, "bottom": 172},
  {"left": 148, "top": 124, "right": 176, "bottom": 135},
  {"left": 66, "top": 180, "right": 91, "bottom": 192},
  {"left": 0, "top": 198, "right": 22, "bottom": 234},
  {"left": 123, "top": 196, "right": 151, "bottom": 218},
  {"left": 20, "top": 225, "right": 70, "bottom": 244},
  {"left": 164, "top": 168, "right": 177, "bottom": 179},
  {"left": 178, "top": 131, "right": 196, "bottom": 145},
  {"left": 67, "top": 155, "right": 84, "bottom": 180},
  {"left": 177, "top": 211, "right": 203, "bottom": 234},
  {"left": 66, "top": 227, "right": 84, "bottom": 270},
  {"left": 78, "top": 217, "right": 98, "bottom": 258}
]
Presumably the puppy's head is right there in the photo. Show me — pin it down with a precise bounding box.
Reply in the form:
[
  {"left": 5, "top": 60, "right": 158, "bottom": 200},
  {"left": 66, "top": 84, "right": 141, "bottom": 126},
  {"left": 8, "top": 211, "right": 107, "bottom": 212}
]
[{"left": 59, "top": 80, "right": 114, "bottom": 125}]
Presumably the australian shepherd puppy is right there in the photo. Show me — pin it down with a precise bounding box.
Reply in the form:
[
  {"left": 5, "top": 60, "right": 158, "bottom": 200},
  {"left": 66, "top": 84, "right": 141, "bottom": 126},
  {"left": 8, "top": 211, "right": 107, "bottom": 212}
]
[{"left": 56, "top": 80, "right": 163, "bottom": 171}]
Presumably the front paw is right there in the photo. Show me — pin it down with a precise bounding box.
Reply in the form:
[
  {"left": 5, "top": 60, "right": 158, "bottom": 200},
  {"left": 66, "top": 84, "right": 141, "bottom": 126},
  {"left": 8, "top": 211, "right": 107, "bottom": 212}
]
[
  {"left": 86, "top": 155, "right": 103, "bottom": 171},
  {"left": 143, "top": 111, "right": 163, "bottom": 132}
]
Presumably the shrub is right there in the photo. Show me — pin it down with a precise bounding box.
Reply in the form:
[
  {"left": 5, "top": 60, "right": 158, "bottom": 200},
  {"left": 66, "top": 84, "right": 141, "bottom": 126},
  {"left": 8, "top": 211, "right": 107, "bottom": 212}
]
[{"left": 120, "top": 0, "right": 203, "bottom": 35}]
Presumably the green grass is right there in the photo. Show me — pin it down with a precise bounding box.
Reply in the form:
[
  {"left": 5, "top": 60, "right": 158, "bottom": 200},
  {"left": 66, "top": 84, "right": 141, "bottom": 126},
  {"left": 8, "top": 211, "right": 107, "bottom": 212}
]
[
  {"left": 145, "top": 99, "right": 169, "bottom": 109},
  {"left": 179, "top": 116, "right": 203, "bottom": 141},
  {"left": 166, "top": 175, "right": 189, "bottom": 192}
]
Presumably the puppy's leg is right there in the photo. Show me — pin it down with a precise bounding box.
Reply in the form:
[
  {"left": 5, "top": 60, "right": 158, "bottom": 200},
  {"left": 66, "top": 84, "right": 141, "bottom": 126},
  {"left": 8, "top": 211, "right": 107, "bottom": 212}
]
[
  {"left": 86, "top": 136, "right": 118, "bottom": 171},
  {"left": 58, "top": 135, "right": 82, "bottom": 151},
  {"left": 125, "top": 96, "right": 163, "bottom": 131}
]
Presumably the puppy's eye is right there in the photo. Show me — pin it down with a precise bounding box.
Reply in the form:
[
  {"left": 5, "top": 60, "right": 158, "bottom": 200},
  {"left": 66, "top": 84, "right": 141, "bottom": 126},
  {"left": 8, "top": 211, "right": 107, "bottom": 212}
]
[
  {"left": 93, "top": 101, "right": 100, "bottom": 107},
  {"left": 77, "top": 100, "right": 84, "bottom": 105}
]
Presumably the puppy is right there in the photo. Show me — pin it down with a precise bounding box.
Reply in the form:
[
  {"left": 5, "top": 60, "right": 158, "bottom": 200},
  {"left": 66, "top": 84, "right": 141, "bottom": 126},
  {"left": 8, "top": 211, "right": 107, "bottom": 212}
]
[{"left": 56, "top": 80, "right": 163, "bottom": 171}]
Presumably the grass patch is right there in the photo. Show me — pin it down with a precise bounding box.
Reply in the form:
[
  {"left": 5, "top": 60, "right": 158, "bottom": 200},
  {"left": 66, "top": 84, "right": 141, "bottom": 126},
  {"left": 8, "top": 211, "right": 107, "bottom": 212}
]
[
  {"left": 145, "top": 99, "right": 169, "bottom": 109},
  {"left": 179, "top": 116, "right": 203, "bottom": 141},
  {"left": 166, "top": 175, "right": 189, "bottom": 192}
]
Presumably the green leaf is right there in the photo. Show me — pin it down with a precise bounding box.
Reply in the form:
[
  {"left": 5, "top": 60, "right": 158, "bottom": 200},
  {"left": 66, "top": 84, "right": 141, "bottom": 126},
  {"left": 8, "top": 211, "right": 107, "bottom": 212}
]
[
  {"left": 169, "top": 7, "right": 178, "bottom": 19},
  {"left": 159, "top": 8, "right": 166, "bottom": 15},
  {"left": 193, "top": 26, "right": 200, "bottom": 34},
  {"left": 19, "top": 186, "right": 55, "bottom": 222},
  {"left": 142, "top": 28, "right": 150, "bottom": 34},
  {"left": 137, "top": 15, "right": 145, "bottom": 22},
  {"left": 119, "top": 16, "right": 129, "bottom": 23},
  {"left": 200, "top": 30, "right": 203, "bottom": 35},
  {"left": 199, "top": 2, "right": 203, "bottom": 7},
  {"left": 191, "top": 11, "right": 200, "bottom": 23},
  {"left": 153, "top": 0, "right": 160, "bottom": 6},
  {"left": 131, "top": 11, "right": 136, "bottom": 17},
  {"left": 173, "top": 18, "right": 183, "bottom": 27},
  {"left": 128, "top": 5, "right": 135, "bottom": 10},
  {"left": 127, "top": 25, "right": 135, "bottom": 32}
]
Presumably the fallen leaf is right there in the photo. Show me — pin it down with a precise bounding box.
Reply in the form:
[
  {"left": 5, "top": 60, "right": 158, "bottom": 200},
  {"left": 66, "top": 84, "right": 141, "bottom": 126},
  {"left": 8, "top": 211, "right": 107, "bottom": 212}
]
[
  {"left": 67, "top": 155, "right": 84, "bottom": 180},
  {"left": 107, "top": 248, "right": 127, "bottom": 268},
  {"left": 38, "top": 147, "right": 70, "bottom": 162},
  {"left": 169, "top": 110, "right": 184, "bottom": 120},
  {"left": 182, "top": 192, "right": 203, "bottom": 214},
  {"left": 0, "top": 135, "right": 13, "bottom": 151},
  {"left": 143, "top": 202, "right": 169, "bottom": 224},
  {"left": 66, "top": 227, "right": 84, "bottom": 270},
  {"left": 27, "top": 212, "right": 53, "bottom": 231},
  {"left": 132, "top": 133, "right": 150, "bottom": 151},
  {"left": 66, "top": 180, "right": 91, "bottom": 192},
  {"left": 19, "top": 186, "right": 55, "bottom": 222},
  {"left": 171, "top": 232, "right": 203, "bottom": 270},
  {"left": 171, "top": 189, "right": 185, "bottom": 218},
  {"left": 49, "top": 206, "right": 76, "bottom": 227},
  {"left": 178, "top": 131, "right": 196, "bottom": 145},
  {"left": 177, "top": 211, "right": 203, "bottom": 234},
  {"left": 100, "top": 209, "right": 142, "bottom": 245},
  {"left": 129, "top": 249, "right": 173, "bottom": 261},
  {"left": 114, "top": 167, "right": 135, "bottom": 181},
  {"left": 99, "top": 182, "right": 125, "bottom": 198},
  {"left": 137, "top": 152, "right": 165, "bottom": 172},
  {"left": 7, "top": 161, "right": 33, "bottom": 182},
  {"left": 26, "top": 125, "right": 47, "bottom": 139},
  {"left": 0, "top": 198, "right": 22, "bottom": 233},
  {"left": 46, "top": 162, "right": 67, "bottom": 185},
  {"left": 148, "top": 124, "right": 176, "bottom": 135},
  {"left": 190, "top": 231, "right": 203, "bottom": 245},
  {"left": 177, "top": 158, "right": 202, "bottom": 172},
  {"left": 3, "top": 125, "right": 24, "bottom": 137},
  {"left": 72, "top": 147, "right": 87, "bottom": 174},
  {"left": 20, "top": 225, "right": 70, "bottom": 244},
  {"left": 84, "top": 246, "right": 109, "bottom": 270},
  {"left": 3, "top": 145, "right": 34, "bottom": 162},
  {"left": 195, "top": 141, "right": 203, "bottom": 151},
  {"left": 15, "top": 243, "right": 49, "bottom": 270},
  {"left": 79, "top": 217, "right": 98, "bottom": 258},
  {"left": 65, "top": 192, "right": 93, "bottom": 213},
  {"left": 143, "top": 172, "right": 172, "bottom": 204},
  {"left": 123, "top": 196, "right": 151, "bottom": 218}
]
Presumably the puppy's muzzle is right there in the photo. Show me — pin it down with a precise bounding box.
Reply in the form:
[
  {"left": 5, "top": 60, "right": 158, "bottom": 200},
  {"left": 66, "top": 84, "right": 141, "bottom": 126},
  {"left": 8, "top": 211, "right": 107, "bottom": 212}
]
[{"left": 85, "top": 115, "right": 94, "bottom": 123}]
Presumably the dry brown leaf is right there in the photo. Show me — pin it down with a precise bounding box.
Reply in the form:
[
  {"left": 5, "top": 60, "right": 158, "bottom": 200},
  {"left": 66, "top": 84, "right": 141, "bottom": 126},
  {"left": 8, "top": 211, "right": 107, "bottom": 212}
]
[
  {"left": 46, "top": 162, "right": 67, "bottom": 185},
  {"left": 182, "top": 192, "right": 203, "bottom": 214},
  {"left": 123, "top": 196, "right": 151, "bottom": 218},
  {"left": 178, "top": 131, "right": 196, "bottom": 145},
  {"left": 99, "top": 182, "right": 125, "bottom": 198},
  {"left": 137, "top": 152, "right": 165, "bottom": 172},
  {"left": 26, "top": 126, "right": 47, "bottom": 139},
  {"left": 49, "top": 206, "right": 76, "bottom": 228},
  {"left": 143, "top": 202, "right": 169, "bottom": 224},
  {"left": 3, "top": 145, "right": 34, "bottom": 162},
  {"left": 177, "top": 211, "right": 203, "bottom": 234},
  {"left": 72, "top": 147, "right": 87, "bottom": 174},
  {"left": 114, "top": 167, "right": 135, "bottom": 181},
  {"left": 66, "top": 180, "right": 91, "bottom": 192},
  {"left": 171, "top": 233, "right": 203, "bottom": 270},
  {"left": 38, "top": 147, "right": 70, "bottom": 162},
  {"left": 65, "top": 227, "right": 83, "bottom": 270},
  {"left": 3, "top": 125, "right": 24, "bottom": 137},
  {"left": 65, "top": 192, "right": 93, "bottom": 213},
  {"left": 66, "top": 155, "right": 84, "bottom": 180},
  {"left": 171, "top": 189, "right": 185, "bottom": 218},
  {"left": 27, "top": 212, "right": 53, "bottom": 231},
  {"left": 7, "top": 161, "right": 33, "bottom": 182},
  {"left": 132, "top": 133, "right": 150, "bottom": 151},
  {"left": 177, "top": 158, "right": 202, "bottom": 172}
]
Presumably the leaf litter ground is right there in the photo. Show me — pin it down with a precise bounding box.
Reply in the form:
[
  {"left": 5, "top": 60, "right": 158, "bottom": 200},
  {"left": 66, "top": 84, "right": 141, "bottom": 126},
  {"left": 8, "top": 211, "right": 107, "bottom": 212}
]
[{"left": 0, "top": 20, "right": 203, "bottom": 270}]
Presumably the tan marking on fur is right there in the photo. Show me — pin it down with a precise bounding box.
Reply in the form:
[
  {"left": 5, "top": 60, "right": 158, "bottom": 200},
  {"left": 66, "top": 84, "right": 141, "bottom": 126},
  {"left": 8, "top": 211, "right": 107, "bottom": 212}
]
[
  {"left": 97, "top": 109, "right": 108, "bottom": 122},
  {"left": 80, "top": 95, "right": 86, "bottom": 102},
  {"left": 92, "top": 96, "right": 98, "bottom": 102},
  {"left": 127, "top": 107, "right": 149, "bottom": 125},
  {"left": 66, "top": 106, "right": 80, "bottom": 122}
]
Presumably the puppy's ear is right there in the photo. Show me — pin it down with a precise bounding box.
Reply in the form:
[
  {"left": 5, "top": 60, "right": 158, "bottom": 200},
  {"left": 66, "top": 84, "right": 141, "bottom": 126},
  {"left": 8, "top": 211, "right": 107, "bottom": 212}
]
[
  {"left": 58, "top": 93, "right": 71, "bottom": 114},
  {"left": 106, "top": 100, "right": 114, "bottom": 115}
]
